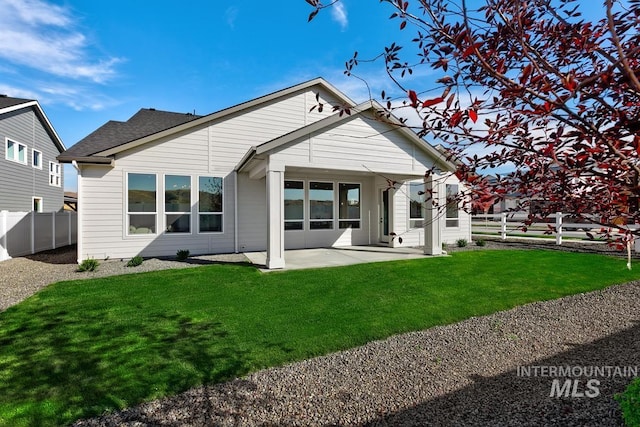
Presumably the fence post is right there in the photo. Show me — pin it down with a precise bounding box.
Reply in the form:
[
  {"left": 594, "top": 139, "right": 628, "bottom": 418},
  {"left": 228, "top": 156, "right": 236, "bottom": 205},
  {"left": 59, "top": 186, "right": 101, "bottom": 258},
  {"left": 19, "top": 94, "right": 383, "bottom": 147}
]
[
  {"left": 30, "top": 211, "right": 35, "bottom": 255},
  {"left": 68, "top": 211, "right": 72, "bottom": 246},
  {"left": 52, "top": 212, "right": 56, "bottom": 250},
  {"left": 501, "top": 213, "right": 507, "bottom": 240},
  {"left": 0, "top": 210, "right": 9, "bottom": 262},
  {"left": 556, "top": 212, "right": 563, "bottom": 245}
]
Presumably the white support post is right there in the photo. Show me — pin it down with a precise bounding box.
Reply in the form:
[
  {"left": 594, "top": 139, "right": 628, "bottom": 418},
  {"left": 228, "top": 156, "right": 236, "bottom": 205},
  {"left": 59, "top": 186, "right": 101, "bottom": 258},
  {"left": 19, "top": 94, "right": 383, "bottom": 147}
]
[
  {"left": 556, "top": 212, "right": 563, "bottom": 246},
  {"left": 265, "top": 161, "right": 285, "bottom": 269},
  {"left": 423, "top": 173, "right": 443, "bottom": 255},
  {"left": 0, "top": 210, "right": 9, "bottom": 262},
  {"left": 501, "top": 213, "right": 507, "bottom": 240}
]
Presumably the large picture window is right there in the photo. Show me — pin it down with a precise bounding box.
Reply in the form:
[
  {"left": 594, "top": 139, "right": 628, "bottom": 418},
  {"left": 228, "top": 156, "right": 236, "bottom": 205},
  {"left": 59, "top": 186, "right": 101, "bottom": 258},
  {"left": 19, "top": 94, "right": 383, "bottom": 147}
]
[
  {"left": 409, "top": 181, "right": 425, "bottom": 228},
  {"left": 446, "top": 184, "right": 459, "bottom": 228},
  {"left": 284, "top": 180, "right": 304, "bottom": 230},
  {"left": 128, "top": 173, "right": 157, "bottom": 234},
  {"left": 199, "top": 176, "right": 223, "bottom": 232},
  {"left": 165, "top": 175, "right": 191, "bottom": 233},
  {"left": 309, "top": 181, "right": 334, "bottom": 229},
  {"left": 338, "top": 183, "right": 360, "bottom": 229}
]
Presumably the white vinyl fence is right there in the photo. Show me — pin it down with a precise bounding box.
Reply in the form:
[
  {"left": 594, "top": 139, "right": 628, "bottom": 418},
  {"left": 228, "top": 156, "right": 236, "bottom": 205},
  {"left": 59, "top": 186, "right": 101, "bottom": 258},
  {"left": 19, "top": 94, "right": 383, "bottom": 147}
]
[
  {"left": 0, "top": 210, "right": 77, "bottom": 262},
  {"left": 472, "top": 212, "right": 637, "bottom": 247}
]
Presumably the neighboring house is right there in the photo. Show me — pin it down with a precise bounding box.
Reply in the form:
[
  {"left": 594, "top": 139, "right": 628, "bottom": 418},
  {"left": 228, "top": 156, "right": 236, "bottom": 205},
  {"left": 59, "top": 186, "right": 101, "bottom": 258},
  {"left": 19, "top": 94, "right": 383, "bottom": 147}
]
[
  {"left": 58, "top": 78, "right": 471, "bottom": 268},
  {"left": 1, "top": 96, "right": 66, "bottom": 212}
]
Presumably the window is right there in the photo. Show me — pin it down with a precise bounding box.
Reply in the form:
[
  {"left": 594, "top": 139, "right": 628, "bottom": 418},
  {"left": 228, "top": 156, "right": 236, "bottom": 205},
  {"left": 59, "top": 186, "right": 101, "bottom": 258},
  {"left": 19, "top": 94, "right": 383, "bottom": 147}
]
[
  {"left": 32, "top": 149, "right": 42, "bottom": 169},
  {"left": 309, "top": 181, "right": 334, "bottom": 229},
  {"left": 339, "top": 183, "right": 360, "bottom": 229},
  {"left": 409, "top": 181, "right": 425, "bottom": 228},
  {"left": 6, "top": 139, "right": 27, "bottom": 164},
  {"left": 198, "top": 176, "right": 223, "bottom": 232},
  {"left": 165, "top": 175, "right": 191, "bottom": 233},
  {"left": 33, "top": 197, "right": 43, "bottom": 212},
  {"left": 284, "top": 180, "right": 304, "bottom": 230},
  {"left": 446, "top": 184, "right": 459, "bottom": 227},
  {"left": 48, "top": 162, "right": 61, "bottom": 187},
  {"left": 128, "top": 173, "right": 157, "bottom": 234}
]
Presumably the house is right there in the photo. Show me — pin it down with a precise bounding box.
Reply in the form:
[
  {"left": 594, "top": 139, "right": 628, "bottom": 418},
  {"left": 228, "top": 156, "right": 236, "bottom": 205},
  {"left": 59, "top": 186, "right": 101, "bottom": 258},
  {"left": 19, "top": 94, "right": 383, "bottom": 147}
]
[
  {"left": 1, "top": 96, "right": 66, "bottom": 212},
  {"left": 57, "top": 78, "right": 471, "bottom": 268}
]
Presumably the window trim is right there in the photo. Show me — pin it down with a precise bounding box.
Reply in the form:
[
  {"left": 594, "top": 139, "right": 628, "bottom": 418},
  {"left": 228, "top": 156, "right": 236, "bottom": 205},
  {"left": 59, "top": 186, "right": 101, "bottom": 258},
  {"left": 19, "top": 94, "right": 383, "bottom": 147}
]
[
  {"left": 32, "top": 197, "right": 43, "bottom": 212},
  {"left": 32, "top": 149, "right": 42, "bottom": 169},
  {"left": 445, "top": 183, "right": 460, "bottom": 228},
  {"left": 309, "top": 180, "right": 335, "bottom": 230},
  {"left": 48, "top": 161, "right": 61, "bottom": 187},
  {"left": 408, "top": 181, "right": 425, "bottom": 229},
  {"left": 284, "top": 180, "right": 305, "bottom": 232},
  {"left": 197, "top": 175, "right": 224, "bottom": 234},
  {"left": 5, "top": 138, "right": 27, "bottom": 164},
  {"left": 338, "top": 182, "right": 361, "bottom": 229},
  {"left": 126, "top": 172, "right": 158, "bottom": 236},
  {"left": 164, "top": 174, "right": 192, "bottom": 235}
]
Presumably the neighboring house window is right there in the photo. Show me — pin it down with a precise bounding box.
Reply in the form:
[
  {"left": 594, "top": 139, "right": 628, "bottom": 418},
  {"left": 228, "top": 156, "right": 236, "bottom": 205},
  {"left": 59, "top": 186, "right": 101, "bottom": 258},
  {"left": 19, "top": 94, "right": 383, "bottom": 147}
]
[
  {"left": 409, "top": 181, "right": 424, "bottom": 228},
  {"left": 32, "top": 149, "right": 42, "bottom": 169},
  {"left": 33, "top": 197, "right": 43, "bottom": 212},
  {"left": 198, "top": 176, "right": 223, "bottom": 233},
  {"left": 309, "top": 181, "right": 333, "bottom": 229},
  {"left": 446, "top": 184, "right": 459, "bottom": 227},
  {"left": 128, "top": 173, "right": 157, "bottom": 234},
  {"left": 5, "top": 138, "right": 27, "bottom": 164},
  {"left": 49, "top": 162, "right": 61, "bottom": 187},
  {"left": 338, "top": 183, "right": 360, "bottom": 229},
  {"left": 165, "top": 175, "right": 191, "bottom": 233},
  {"left": 284, "top": 180, "right": 304, "bottom": 230}
]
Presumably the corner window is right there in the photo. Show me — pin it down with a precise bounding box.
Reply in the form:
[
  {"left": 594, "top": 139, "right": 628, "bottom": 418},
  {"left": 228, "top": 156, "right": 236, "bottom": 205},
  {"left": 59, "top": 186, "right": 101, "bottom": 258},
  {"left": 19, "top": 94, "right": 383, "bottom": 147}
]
[
  {"left": 446, "top": 184, "right": 459, "bottom": 228},
  {"left": 128, "top": 173, "right": 157, "bottom": 234},
  {"left": 409, "top": 181, "right": 425, "bottom": 228},
  {"left": 198, "top": 176, "right": 223, "bottom": 233},
  {"left": 165, "top": 175, "right": 191, "bottom": 233},
  {"left": 32, "top": 149, "right": 42, "bottom": 169},
  {"left": 309, "top": 181, "right": 334, "bottom": 229},
  {"left": 338, "top": 183, "right": 360, "bottom": 229},
  {"left": 48, "top": 162, "right": 61, "bottom": 187},
  {"left": 6, "top": 139, "right": 27, "bottom": 164},
  {"left": 284, "top": 180, "right": 304, "bottom": 230}
]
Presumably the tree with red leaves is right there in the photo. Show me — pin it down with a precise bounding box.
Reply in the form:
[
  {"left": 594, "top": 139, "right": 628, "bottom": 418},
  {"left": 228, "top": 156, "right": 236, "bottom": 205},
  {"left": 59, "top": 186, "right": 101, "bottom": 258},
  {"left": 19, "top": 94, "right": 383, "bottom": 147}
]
[{"left": 307, "top": 0, "right": 640, "bottom": 242}]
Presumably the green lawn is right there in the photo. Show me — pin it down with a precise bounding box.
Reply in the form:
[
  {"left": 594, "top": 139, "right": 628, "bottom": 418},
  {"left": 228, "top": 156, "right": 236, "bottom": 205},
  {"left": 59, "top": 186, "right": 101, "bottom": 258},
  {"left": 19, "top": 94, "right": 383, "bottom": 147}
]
[{"left": 1, "top": 250, "right": 639, "bottom": 426}]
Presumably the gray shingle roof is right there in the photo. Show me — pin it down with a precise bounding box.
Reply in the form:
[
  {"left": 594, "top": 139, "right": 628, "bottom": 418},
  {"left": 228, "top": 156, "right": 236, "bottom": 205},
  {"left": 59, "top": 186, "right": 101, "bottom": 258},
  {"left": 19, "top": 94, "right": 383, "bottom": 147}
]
[
  {"left": 0, "top": 95, "right": 35, "bottom": 110},
  {"left": 59, "top": 108, "right": 201, "bottom": 159}
]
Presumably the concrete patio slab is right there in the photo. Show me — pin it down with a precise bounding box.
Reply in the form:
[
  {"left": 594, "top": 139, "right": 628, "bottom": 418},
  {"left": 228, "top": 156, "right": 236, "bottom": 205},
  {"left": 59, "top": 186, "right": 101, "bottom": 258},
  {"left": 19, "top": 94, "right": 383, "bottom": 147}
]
[{"left": 244, "top": 245, "right": 430, "bottom": 271}]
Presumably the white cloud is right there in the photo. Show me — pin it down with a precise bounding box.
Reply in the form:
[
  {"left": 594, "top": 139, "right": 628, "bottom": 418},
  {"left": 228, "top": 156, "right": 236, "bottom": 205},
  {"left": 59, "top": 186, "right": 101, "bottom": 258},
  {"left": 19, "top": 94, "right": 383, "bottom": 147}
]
[
  {"left": 331, "top": 2, "right": 348, "bottom": 31},
  {"left": 0, "top": 0, "right": 121, "bottom": 83},
  {"left": 225, "top": 6, "right": 239, "bottom": 29}
]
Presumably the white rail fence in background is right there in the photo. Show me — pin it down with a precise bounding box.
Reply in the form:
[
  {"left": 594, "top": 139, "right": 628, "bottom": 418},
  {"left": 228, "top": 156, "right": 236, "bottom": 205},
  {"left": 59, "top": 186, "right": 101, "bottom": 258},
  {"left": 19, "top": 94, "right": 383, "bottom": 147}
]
[
  {"left": 0, "top": 210, "right": 77, "bottom": 262},
  {"left": 472, "top": 212, "right": 639, "bottom": 249}
]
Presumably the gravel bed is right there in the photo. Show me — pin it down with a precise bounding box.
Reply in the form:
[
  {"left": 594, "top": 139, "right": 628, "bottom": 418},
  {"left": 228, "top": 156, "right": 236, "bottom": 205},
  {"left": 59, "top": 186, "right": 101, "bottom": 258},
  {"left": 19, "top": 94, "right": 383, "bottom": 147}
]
[
  {"left": 0, "top": 245, "right": 249, "bottom": 312},
  {"left": 2, "top": 242, "right": 638, "bottom": 425}
]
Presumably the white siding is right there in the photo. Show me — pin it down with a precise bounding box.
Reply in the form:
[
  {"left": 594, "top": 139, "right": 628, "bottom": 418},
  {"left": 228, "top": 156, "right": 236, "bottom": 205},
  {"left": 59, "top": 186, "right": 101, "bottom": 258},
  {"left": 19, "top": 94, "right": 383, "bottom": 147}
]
[{"left": 272, "top": 112, "right": 437, "bottom": 174}]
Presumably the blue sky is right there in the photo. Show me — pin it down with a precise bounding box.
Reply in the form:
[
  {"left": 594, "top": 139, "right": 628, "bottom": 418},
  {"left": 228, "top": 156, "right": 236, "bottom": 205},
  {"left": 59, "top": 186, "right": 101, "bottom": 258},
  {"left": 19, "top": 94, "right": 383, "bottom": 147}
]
[
  {"left": 1, "top": 0, "right": 417, "bottom": 191},
  {"left": 1, "top": 1, "right": 604, "bottom": 192}
]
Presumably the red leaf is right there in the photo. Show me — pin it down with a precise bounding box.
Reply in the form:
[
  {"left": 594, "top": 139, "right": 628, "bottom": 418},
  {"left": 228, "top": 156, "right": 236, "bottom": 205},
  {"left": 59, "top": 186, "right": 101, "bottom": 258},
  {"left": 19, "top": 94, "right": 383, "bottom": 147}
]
[
  {"left": 422, "top": 97, "right": 443, "bottom": 108},
  {"left": 449, "top": 111, "right": 463, "bottom": 127},
  {"left": 408, "top": 90, "right": 418, "bottom": 107},
  {"left": 400, "top": 20, "right": 407, "bottom": 30},
  {"left": 469, "top": 109, "right": 478, "bottom": 123}
]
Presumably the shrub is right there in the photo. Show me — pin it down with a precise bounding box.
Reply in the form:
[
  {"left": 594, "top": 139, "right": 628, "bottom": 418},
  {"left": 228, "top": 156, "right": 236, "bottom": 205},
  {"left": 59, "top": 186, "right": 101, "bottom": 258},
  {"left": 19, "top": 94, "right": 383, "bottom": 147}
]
[
  {"left": 77, "top": 258, "right": 99, "bottom": 272},
  {"left": 475, "top": 239, "right": 487, "bottom": 247},
  {"left": 616, "top": 378, "right": 640, "bottom": 426},
  {"left": 176, "top": 249, "right": 190, "bottom": 261},
  {"left": 456, "top": 239, "right": 468, "bottom": 248},
  {"left": 126, "top": 256, "right": 143, "bottom": 267}
]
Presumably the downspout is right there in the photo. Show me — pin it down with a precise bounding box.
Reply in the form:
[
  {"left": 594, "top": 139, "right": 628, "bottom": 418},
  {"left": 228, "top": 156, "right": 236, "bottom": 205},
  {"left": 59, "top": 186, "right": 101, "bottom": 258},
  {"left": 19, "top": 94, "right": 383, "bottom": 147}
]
[
  {"left": 72, "top": 161, "right": 82, "bottom": 263},
  {"left": 234, "top": 170, "right": 239, "bottom": 253}
]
